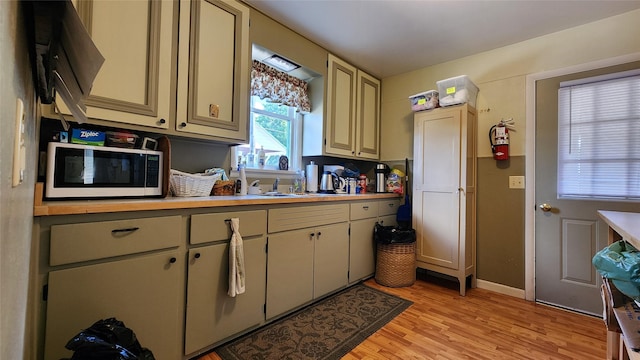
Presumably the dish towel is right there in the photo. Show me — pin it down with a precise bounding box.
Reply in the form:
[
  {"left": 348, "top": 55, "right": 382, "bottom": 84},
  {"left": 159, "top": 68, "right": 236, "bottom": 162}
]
[{"left": 228, "top": 218, "right": 246, "bottom": 297}]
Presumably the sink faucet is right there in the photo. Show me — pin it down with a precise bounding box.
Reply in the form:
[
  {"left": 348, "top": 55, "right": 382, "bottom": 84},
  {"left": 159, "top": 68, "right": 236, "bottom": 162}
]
[{"left": 273, "top": 177, "right": 280, "bottom": 192}]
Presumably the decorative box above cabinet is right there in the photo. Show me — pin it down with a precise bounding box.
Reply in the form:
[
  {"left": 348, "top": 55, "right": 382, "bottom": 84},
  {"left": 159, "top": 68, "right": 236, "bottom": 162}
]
[
  {"left": 50, "top": 0, "right": 176, "bottom": 129},
  {"left": 175, "top": 0, "right": 250, "bottom": 143},
  {"left": 325, "top": 54, "right": 380, "bottom": 160}
]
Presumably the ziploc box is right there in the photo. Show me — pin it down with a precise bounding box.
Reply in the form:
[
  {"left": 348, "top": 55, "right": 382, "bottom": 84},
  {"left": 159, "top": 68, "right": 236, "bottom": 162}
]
[
  {"left": 436, "top": 75, "right": 479, "bottom": 107},
  {"left": 71, "top": 128, "right": 106, "bottom": 146},
  {"left": 409, "top": 90, "right": 439, "bottom": 111}
]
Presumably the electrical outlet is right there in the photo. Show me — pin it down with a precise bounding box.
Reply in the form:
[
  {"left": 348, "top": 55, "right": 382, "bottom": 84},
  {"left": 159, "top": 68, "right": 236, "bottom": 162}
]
[{"left": 509, "top": 176, "right": 525, "bottom": 189}]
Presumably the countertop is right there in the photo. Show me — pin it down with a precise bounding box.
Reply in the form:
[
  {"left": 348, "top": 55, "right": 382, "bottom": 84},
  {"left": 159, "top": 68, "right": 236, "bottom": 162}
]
[
  {"left": 33, "top": 183, "right": 401, "bottom": 216},
  {"left": 597, "top": 210, "right": 640, "bottom": 248}
]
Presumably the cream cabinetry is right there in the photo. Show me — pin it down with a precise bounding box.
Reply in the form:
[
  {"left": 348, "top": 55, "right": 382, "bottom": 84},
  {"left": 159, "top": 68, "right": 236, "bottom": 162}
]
[
  {"left": 266, "top": 204, "right": 349, "bottom": 319},
  {"left": 185, "top": 210, "right": 267, "bottom": 356},
  {"left": 348, "top": 199, "right": 401, "bottom": 284},
  {"left": 51, "top": 0, "right": 176, "bottom": 129},
  {"left": 175, "top": 0, "right": 250, "bottom": 142},
  {"left": 42, "top": 215, "right": 183, "bottom": 360},
  {"left": 323, "top": 54, "right": 380, "bottom": 160},
  {"left": 46, "top": 0, "right": 250, "bottom": 143},
  {"left": 413, "top": 105, "right": 477, "bottom": 296}
]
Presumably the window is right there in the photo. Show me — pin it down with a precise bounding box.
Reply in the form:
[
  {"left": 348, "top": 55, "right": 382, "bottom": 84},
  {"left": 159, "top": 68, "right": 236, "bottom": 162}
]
[
  {"left": 557, "top": 69, "right": 640, "bottom": 200},
  {"left": 234, "top": 96, "right": 302, "bottom": 173},
  {"left": 232, "top": 57, "right": 311, "bottom": 177}
]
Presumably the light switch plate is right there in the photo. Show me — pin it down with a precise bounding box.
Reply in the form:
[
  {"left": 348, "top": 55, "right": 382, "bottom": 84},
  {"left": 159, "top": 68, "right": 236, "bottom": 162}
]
[
  {"left": 13, "top": 98, "right": 26, "bottom": 187},
  {"left": 509, "top": 175, "right": 525, "bottom": 189}
]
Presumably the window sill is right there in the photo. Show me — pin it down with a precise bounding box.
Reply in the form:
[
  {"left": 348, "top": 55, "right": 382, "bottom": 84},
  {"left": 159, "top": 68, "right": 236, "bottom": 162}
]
[{"left": 230, "top": 168, "right": 299, "bottom": 180}]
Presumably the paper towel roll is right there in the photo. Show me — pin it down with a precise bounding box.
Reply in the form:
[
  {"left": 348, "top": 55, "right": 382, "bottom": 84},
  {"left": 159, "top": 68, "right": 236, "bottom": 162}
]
[{"left": 306, "top": 161, "right": 318, "bottom": 193}]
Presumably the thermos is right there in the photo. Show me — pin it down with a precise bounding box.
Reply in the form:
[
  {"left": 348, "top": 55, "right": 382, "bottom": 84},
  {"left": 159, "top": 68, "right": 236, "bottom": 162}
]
[
  {"left": 306, "top": 161, "right": 318, "bottom": 193},
  {"left": 375, "top": 164, "right": 387, "bottom": 193}
]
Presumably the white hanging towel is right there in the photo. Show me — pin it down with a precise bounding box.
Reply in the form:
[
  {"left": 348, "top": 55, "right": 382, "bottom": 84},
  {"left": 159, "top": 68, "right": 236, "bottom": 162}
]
[{"left": 228, "top": 218, "right": 246, "bottom": 297}]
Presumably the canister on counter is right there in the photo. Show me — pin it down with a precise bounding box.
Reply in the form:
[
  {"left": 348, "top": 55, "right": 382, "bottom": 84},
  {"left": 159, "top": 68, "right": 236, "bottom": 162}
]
[{"left": 358, "top": 174, "right": 367, "bottom": 193}]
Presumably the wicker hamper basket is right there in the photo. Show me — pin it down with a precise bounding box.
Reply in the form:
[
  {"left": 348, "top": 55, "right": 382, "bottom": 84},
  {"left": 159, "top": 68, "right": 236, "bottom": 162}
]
[
  {"left": 375, "top": 242, "right": 416, "bottom": 287},
  {"left": 169, "top": 169, "right": 218, "bottom": 197}
]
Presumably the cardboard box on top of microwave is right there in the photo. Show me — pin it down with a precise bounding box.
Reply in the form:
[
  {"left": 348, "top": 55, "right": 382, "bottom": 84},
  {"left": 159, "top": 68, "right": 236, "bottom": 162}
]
[{"left": 70, "top": 128, "right": 105, "bottom": 146}]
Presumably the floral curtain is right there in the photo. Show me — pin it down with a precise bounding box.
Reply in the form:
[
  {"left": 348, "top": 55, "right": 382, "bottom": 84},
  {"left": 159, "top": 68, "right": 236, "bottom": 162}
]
[{"left": 251, "top": 60, "right": 311, "bottom": 113}]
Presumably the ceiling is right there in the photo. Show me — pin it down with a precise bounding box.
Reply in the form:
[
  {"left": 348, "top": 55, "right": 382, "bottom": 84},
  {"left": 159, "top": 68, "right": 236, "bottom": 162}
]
[{"left": 243, "top": 0, "right": 640, "bottom": 79}]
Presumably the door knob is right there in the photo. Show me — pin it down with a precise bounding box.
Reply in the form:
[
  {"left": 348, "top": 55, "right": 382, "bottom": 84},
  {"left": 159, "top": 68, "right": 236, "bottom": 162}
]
[{"left": 539, "top": 203, "right": 553, "bottom": 212}]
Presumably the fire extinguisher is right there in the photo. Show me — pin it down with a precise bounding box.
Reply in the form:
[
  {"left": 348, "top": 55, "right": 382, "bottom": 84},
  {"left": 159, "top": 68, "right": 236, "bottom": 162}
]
[{"left": 489, "top": 118, "right": 515, "bottom": 161}]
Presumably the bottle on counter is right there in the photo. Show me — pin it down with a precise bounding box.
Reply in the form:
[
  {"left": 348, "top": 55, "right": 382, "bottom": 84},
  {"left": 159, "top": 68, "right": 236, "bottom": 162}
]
[
  {"left": 258, "top": 146, "right": 266, "bottom": 168},
  {"left": 238, "top": 164, "right": 247, "bottom": 195},
  {"left": 247, "top": 149, "right": 255, "bottom": 168}
]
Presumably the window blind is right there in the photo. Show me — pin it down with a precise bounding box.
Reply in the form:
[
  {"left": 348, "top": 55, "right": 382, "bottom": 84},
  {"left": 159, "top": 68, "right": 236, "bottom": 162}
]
[{"left": 557, "top": 71, "right": 640, "bottom": 200}]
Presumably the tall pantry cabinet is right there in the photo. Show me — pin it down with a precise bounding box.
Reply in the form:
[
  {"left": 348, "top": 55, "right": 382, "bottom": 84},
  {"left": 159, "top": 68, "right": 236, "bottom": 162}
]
[{"left": 413, "top": 104, "right": 477, "bottom": 296}]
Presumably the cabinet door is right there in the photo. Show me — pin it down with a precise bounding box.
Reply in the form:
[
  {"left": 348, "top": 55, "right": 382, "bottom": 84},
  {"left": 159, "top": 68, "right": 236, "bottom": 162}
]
[
  {"left": 413, "top": 109, "right": 462, "bottom": 270},
  {"left": 266, "top": 228, "right": 314, "bottom": 319},
  {"left": 44, "top": 251, "right": 182, "bottom": 360},
  {"left": 349, "top": 217, "right": 378, "bottom": 283},
  {"left": 326, "top": 54, "right": 357, "bottom": 157},
  {"left": 56, "top": 0, "right": 175, "bottom": 129},
  {"left": 176, "top": 0, "right": 249, "bottom": 142},
  {"left": 313, "top": 222, "right": 349, "bottom": 298},
  {"left": 355, "top": 70, "right": 380, "bottom": 159},
  {"left": 184, "top": 237, "right": 266, "bottom": 355}
]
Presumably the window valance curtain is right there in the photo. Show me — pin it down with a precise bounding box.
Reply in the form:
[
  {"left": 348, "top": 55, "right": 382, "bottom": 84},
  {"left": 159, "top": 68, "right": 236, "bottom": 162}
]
[{"left": 251, "top": 60, "right": 311, "bottom": 113}]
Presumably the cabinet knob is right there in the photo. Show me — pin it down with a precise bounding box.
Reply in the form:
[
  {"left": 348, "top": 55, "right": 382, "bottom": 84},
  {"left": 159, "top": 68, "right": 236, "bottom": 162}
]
[
  {"left": 180, "top": 122, "right": 187, "bottom": 128},
  {"left": 169, "top": 257, "right": 177, "bottom": 264},
  {"left": 158, "top": 118, "right": 166, "bottom": 124},
  {"left": 317, "top": 231, "right": 322, "bottom": 237},
  {"left": 309, "top": 232, "right": 315, "bottom": 240},
  {"left": 194, "top": 253, "right": 201, "bottom": 259}
]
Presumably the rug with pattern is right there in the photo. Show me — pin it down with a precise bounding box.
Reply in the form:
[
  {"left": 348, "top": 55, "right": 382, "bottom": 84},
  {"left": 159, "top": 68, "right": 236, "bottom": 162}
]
[{"left": 215, "top": 283, "right": 412, "bottom": 360}]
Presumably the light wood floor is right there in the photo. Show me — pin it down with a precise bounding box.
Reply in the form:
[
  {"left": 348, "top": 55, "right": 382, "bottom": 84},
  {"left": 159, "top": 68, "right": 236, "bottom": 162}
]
[{"left": 198, "top": 276, "right": 607, "bottom": 360}]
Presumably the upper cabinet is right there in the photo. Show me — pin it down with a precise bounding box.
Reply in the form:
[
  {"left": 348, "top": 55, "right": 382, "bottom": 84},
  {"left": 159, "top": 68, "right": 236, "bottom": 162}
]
[
  {"left": 53, "top": 0, "right": 176, "bottom": 129},
  {"left": 175, "top": 0, "right": 250, "bottom": 142},
  {"left": 44, "top": 0, "right": 251, "bottom": 144},
  {"left": 325, "top": 54, "right": 380, "bottom": 160}
]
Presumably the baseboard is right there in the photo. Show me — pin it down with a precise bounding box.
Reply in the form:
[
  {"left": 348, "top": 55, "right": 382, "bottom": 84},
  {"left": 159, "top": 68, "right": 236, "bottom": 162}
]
[{"left": 476, "top": 279, "right": 526, "bottom": 299}]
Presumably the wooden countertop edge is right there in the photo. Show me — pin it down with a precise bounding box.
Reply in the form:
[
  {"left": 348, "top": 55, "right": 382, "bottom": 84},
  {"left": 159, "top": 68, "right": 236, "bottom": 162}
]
[{"left": 34, "top": 192, "right": 401, "bottom": 216}]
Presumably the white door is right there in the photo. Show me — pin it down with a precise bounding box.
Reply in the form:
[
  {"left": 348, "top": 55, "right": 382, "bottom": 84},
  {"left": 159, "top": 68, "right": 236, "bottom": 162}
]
[{"left": 534, "top": 63, "right": 640, "bottom": 315}]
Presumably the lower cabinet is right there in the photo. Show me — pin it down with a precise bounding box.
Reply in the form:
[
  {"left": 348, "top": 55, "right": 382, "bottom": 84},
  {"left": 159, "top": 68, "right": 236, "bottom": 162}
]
[
  {"left": 184, "top": 237, "right": 266, "bottom": 355},
  {"left": 44, "top": 250, "right": 183, "bottom": 360},
  {"left": 266, "top": 204, "right": 350, "bottom": 319},
  {"left": 265, "top": 222, "right": 349, "bottom": 319},
  {"left": 348, "top": 199, "right": 402, "bottom": 284},
  {"left": 185, "top": 210, "right": 267, "bottom": 355}
]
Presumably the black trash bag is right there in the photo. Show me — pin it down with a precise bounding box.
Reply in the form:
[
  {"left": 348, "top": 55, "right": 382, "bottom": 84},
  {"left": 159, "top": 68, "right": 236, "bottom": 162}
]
[
  {"left": 374, "top": 223, "right": 416, "bottom": 244},
  {"left": 65, "top": 318, "right": 155, "bottom": 360}
]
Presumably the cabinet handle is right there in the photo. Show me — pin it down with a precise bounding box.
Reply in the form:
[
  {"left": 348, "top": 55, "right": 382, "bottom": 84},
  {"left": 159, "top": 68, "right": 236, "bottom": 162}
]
[
  {"left": 169, "top": 257, "right": 177, "bottom": 264},
  {"left": 111, "top": 227, "right": 140, "bottom": 234},
  {"left": 362, "top": 206, "right": 369, "bottom": 210},
  {"left": 194, "top": 253, "right": 201, "bottom": 259},
  {"left": 388, "top": 203, "right": 394, "bottom": 207},
  {"left": 158, "top": 118, "right": 166, "bottom": 124}
]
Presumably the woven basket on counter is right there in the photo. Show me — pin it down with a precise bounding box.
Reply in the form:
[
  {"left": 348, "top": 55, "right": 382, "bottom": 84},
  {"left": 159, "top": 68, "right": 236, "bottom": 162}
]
[
  {"left": 375, "top": 242, "right": 416, "bottom": 287},
  {"left": 212, "top": 180, "right": 236, "bottom": 196},
  {"left": 169, "top": 169, "right": 219, "bottom": 197}
]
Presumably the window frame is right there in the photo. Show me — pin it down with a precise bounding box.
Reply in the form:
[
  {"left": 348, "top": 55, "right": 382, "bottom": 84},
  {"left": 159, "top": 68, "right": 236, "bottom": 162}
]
[
  {"left": 231, "top": 96, "right": 303, "bottom": 180},
  {"left": 557, "top": 69, "right": 640, "bottom": 201}
]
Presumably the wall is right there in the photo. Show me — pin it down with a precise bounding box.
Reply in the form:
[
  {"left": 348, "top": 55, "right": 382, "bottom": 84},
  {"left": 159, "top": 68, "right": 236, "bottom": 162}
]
[
  {"left": 0, "top": 1, "right": 38, "bottom": 359},
  {"left": 380, "top": 9, "right": 640, "bottom": 289}
]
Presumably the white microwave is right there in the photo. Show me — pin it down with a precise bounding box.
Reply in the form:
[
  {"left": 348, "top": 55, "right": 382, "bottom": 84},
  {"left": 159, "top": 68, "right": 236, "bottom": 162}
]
[{"left": 45, "top": 142, "right": 163, "bottom": 199}]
